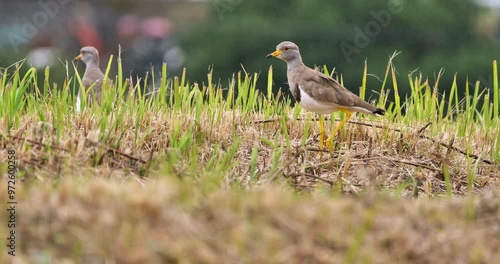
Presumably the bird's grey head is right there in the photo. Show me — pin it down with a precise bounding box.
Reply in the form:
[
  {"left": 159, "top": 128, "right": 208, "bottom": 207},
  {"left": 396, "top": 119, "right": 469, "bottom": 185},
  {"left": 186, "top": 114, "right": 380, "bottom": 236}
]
[
  {"left": 74, "top": 46, "right": 100, "bottom": 67},
  {"left": 266, "top": 41, "right": 302, "bottom": 64}
]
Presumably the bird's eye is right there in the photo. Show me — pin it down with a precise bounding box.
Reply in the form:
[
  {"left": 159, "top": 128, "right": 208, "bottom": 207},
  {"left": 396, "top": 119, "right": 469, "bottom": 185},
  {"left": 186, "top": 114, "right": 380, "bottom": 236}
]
[
  {"left": 81, "top": 51, "right": 86, "bottom": 55},
  {"left": 284, "top": 47, "right": 290, "bottom": 51}
]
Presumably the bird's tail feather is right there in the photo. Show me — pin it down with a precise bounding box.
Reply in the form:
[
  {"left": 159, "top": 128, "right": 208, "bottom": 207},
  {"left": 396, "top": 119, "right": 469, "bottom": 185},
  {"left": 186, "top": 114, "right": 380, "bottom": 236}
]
[{"left": 373, "top": 108, "right": 385, "bottom": 116}]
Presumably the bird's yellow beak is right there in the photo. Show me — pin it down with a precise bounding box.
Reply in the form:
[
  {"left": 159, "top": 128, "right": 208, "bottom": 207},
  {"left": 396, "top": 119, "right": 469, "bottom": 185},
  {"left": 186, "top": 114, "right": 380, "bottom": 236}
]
[
  {"left": 266, "top": 50, "right": 282, "bottom": 58},
  {"left": 74, "top": 54, "right": 83, "bottom": 61}
]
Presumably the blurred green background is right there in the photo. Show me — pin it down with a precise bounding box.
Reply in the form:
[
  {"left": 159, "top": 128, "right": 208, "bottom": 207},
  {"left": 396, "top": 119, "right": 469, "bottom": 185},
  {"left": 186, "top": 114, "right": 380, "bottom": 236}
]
[{"left": 1, "top": 0, "right": 500, "bottom": 101}]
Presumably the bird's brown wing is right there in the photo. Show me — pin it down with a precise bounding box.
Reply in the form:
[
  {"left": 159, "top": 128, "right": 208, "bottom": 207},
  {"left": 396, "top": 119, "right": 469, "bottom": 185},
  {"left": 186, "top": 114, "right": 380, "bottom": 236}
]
[{"left": 298, "top": 68, "right": 378, "bottom": 112}]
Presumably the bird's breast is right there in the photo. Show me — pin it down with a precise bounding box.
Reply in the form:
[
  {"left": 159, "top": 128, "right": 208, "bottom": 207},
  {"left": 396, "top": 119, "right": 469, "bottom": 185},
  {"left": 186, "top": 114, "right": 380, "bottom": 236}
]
[{"left": 298, "top": 86, "right": 340, "bottom": 114}]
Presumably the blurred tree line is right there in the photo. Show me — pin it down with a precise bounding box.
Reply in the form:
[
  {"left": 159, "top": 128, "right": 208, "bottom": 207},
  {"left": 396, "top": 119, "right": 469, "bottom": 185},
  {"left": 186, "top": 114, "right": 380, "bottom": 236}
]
[{"left": 180, "top": 0, "right": 500, "bottom": 102}]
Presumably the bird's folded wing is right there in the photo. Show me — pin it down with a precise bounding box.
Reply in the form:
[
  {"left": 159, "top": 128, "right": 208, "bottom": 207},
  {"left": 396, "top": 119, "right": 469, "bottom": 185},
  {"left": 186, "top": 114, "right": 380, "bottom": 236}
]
[{"left": 300, "top": 69, "right": 377, "bottom": 112}]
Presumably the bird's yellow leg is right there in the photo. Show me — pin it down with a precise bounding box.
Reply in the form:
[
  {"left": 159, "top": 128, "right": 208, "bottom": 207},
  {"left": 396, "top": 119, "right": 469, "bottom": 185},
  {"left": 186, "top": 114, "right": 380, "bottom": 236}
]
[
  {"left": 326, "top": 110, "right": 352, "bottom": 150},
  {"left": 318, "top": 114, "right": 325, "bottom": 150}
]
